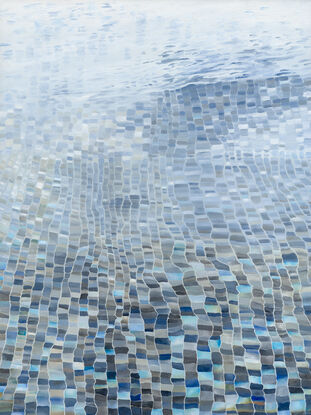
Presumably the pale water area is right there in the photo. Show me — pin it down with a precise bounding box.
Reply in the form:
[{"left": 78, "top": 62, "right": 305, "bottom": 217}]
[{"left": 1, "top": 1, "right": 311, "bottom": 105}]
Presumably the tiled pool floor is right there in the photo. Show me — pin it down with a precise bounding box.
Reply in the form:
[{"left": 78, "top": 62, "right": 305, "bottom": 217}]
[{"left": 0, "top": 2, "right": 311, "bottom": 415}]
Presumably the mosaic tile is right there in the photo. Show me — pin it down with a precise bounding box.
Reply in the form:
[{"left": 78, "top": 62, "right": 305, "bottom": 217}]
[{"left": 1, "top": 1, "right": 311, "bottom": 415}]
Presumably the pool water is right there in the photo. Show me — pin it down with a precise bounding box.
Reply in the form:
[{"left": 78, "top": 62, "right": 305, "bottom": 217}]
[{"left": 0, "top": 1, "right": 311, "bottom": 414}]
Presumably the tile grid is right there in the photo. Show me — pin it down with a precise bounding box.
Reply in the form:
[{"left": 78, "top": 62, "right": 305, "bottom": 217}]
[{"left": 0, "top": 75, "right": 311, "bottom": 414}]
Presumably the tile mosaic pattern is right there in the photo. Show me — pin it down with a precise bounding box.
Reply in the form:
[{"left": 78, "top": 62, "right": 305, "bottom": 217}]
[{"left": 0, "top": 74, "right": 311, "bottom": 414}]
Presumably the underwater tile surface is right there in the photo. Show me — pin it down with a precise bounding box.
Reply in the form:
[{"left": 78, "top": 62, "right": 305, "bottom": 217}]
[{"left": 0, "top": 1, "right": 311, "bottom": 414}]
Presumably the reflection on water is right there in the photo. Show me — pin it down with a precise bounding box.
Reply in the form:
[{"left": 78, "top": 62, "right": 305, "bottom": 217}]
[
  {"left": 1, "top": 0, "right": 311, "bottom": 105},
  {"left": 0, "top": 1, "right": 311, "bottom": 414}
]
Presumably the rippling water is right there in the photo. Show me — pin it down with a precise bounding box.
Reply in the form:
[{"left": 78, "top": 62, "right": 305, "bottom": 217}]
[
  {"left": 1, "top": 1, "right": 311, "bottom": 105},
  {"left": 0, "top": 1, "right": 311, "bottom": 414}
]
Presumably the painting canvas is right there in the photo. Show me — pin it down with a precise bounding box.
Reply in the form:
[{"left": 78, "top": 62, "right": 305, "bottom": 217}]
[{"left": 0, "top": 1, "right": 311, "bottom": 414}]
